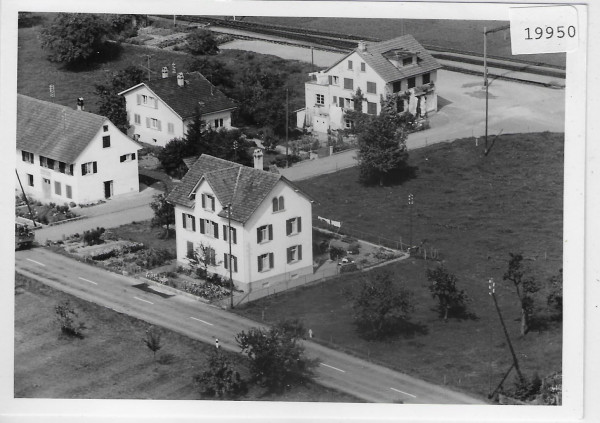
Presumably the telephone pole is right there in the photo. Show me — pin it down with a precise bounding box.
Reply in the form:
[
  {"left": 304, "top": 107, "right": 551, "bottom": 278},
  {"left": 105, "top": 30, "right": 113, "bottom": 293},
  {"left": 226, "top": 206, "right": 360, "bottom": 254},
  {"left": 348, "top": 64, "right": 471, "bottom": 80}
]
[{"left": 285, "top": 88, "right": 289, "bottom": 168}]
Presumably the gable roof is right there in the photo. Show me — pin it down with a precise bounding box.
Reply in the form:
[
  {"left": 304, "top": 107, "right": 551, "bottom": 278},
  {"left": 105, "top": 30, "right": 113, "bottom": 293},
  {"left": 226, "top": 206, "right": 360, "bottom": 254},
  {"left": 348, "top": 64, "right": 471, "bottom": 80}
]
[
  {"left": 327, "top": 35, "right": 441, "bottom": 84},
  {"left": 167, "top": 154, "right": 309, "bottom": 224},
  {"left": 17, "top": 94, "right": 108, "bottom": 163},
  {"left": 119, "top": 72, "right": 237, "bottom": 119}
]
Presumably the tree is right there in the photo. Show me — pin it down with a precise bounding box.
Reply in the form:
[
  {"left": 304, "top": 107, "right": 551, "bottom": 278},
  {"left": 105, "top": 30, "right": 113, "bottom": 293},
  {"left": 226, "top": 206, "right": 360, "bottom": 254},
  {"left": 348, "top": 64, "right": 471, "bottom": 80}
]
[
  {"left": 149, "top": 193, "right": 175, "bottom": 238},
  {"left": 186, "top": 57, "right": 234, "bottom": 88},
  {"left": 142, "top": 325, "right": 162, "bottom": 360},
  {"left": 351, "top": 109, "right": 410, "bottom": 186},
  {"left": 546, "top": 268, "right": 563, "bottom": 319},
  {"left": 55, "top": 300, "right": 86, "bottom": 339},
  {"left": 157, "top": 137, "right": 195, "bottom": 179},
  {"left": 194, "top": 349, "right": 247, "bottom": 399},
  {"left": 503, "top": 253, "right": 540, "bottom": 336},
  {"left": 188, "top": 242, "right": 220, "bottom": 279},
  {"left": 347, "top": 270, "right": 415, "bottom": 339},
  {"left": 40, "top": 13, "right": 113, "bottom": 66},
  {"left": 235, "top": 320, "right": 317, "bottom": 392},
  {"left": 426, "top": 264, "right": 470, "bottom": 321},
  {"left": 186, "top": 30, "right": 220, "bottom": 55}
]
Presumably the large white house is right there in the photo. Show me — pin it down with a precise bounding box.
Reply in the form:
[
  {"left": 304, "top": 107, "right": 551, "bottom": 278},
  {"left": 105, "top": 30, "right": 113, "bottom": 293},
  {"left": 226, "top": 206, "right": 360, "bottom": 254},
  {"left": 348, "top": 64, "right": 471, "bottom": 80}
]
[
  {"left": 298, "top": 35, "right": 442, "bottom": 133},
  {"left": 16, "top": 94, "right": 140, "bottom": 204},
  {"left": 118, "top": 71, "right": 237, "bottom": 147},
  {"left": 166, "top": 152, "right": 313, "bottom": 292}
]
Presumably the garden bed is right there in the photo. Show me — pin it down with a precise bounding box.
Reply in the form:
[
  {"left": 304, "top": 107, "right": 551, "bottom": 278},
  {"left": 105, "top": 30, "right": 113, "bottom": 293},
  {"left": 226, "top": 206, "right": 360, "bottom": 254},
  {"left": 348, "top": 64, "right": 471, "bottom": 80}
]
[{"left": 15, "top": 197, "right": 79, "bottom": 225}]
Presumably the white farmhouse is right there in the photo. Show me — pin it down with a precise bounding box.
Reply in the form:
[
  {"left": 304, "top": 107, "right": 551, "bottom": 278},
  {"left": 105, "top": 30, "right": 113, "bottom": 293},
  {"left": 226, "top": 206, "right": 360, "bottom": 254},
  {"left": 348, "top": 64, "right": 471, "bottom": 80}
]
[
  {"left": 166, "top": 152, "right": 313, "bottom": 292},
  {"left": 118, "top": 71, "right": 237, "bottom": 147},
  {"left": 16, "top": 94, "right": 140, "bottom": 204},
  {"left": 298, "top": 35, "right": 442, "bottom": 133}
]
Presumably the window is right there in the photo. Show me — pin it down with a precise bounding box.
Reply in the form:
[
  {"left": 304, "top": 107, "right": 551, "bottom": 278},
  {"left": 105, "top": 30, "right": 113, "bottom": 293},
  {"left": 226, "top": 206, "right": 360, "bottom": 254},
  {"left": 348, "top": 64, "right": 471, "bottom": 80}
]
[
  {"left": 272, "top": 196, "right": 284, "bottom": 212},
  {"left": 287, "top": 245, "right": 303, "bottom": 263},
  {"left": 257, "top": 224, "right": 273, "bottom": 243},
  {"left": 345, "top": 119, "right": 354, "bottom": 129},
  {"left": 258, "top": 252, "right": 274, "bottom": 272},
  {"left": 214, "top": 118, "right": 224, "bottom": 128},
  {"left": 344, "top": 78, "right": 354, "bottom": 90},
  {"left": 186, "top": 241, "right": 194, "bottom": 259},
  {"left": 21, "top": 151, "right": 34, "bottom": 163},
  {"left": 328, "top": 75, "right": 340, "bottom": 85},
  {"left": 206, "top": 247, "right": 217, "bottom": 266},
  {"left": 367, "top": 102, "right": 377, "bottom": 115},
  {"left": 201, "top": 194, "right": 216, "bottom": 211},
  {"left": 54, "top": 181, "right": 62, "bottom": 196},
  {"left": 348, "top": 60, "right": 353, "bottom": 70},
  {"left": 360, "top": 62, "right": 366, "bottom": 72},
  {"left": 393, "top": 81, "right": 402, "bottom": 93},
  {"left": 102, "top": 135, "right": 111, "bottom": 148},
  {"left": 408, "top": 77, "right": 416, "bottom": 89},
  {"left": 103, "top": 125, "right": 109, "bottom": 132},
  {"left": 422, "top": 73, "right": 431, "bottom": 84},
  {"left": 223, "top": 225, "right": 237, "bottom": 244},
  {"left": 142, "top": 95, "right": 148, "bottom": 105},
  {"left": 134, "top": 114, "right": 141, "bottom": 125},
  {"left": 167, "top": 123, "right": 174, "bottom": 134},
  {"left": 316, "top": 94, "right": 324, "bottom": 105},
  {"left": 201, "top": 220, "right": 219, "bottom": 238},
  {"left": 27, "top": 174, "right": 34, "bottom": 187},
  {"left": 346, "top": 98, "right": 353, "bottom": 109},
  {"left": 224, "top": 253, "right": 238, "bottom": 273},
  {"left": 181, "top": 213, "right": 196, "bottom": 231},
  {"left": 286, "top": 217, "right": 302, "bottom": 236},
  {"left": 150, "top": 118, "right": 160, "bottom": 130},
  {"left": 403, "top": 57, "right": 413, "bottom": 66},
  {"left": 81, "top": 161, "right": 97, "bottom": 176},
  {"left": 366, "top": 81, "right": 377, "bottom": 94},
  {"left": 66, "top": 185, "right": 72, "bottom": 199},
  {"left": 333, "top": 96, "right": 337, "bottom": 104},
  {"left": 120, "top": 153, "right": 136, "bottom": 162},
  {"left": 339, "top": 97, "right": 345, "bottom": 108}
]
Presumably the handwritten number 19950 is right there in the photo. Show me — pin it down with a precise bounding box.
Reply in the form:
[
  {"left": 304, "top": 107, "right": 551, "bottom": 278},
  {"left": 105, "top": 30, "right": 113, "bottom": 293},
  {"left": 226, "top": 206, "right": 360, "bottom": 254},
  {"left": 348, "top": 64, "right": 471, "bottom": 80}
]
[{"left": 525, "top": 25, "right": 576, "bottom": 40}]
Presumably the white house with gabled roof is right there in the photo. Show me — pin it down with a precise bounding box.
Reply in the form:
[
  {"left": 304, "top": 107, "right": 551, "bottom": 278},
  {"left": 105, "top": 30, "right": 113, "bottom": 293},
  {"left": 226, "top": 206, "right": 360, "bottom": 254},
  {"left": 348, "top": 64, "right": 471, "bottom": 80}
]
[
  {"left": 298, "top": 35, "right": 442, "bottom": 133},
  {"left": 16, "top": 95, "right": 140, "bottom": 204},
  {"left": 166, "top": 152, "right": 313, "bottom": 292}
]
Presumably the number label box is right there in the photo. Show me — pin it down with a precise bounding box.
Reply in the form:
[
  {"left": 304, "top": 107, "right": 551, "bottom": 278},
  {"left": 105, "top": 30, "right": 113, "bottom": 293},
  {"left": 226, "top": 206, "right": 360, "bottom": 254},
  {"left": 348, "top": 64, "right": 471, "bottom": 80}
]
[{"left": 509, "top": 5, "right": 579, "bottom": 54}]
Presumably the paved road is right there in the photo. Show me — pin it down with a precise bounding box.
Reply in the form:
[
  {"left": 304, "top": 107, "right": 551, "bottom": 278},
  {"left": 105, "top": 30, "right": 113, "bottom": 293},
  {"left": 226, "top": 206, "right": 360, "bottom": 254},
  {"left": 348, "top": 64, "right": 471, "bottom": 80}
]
[{"left": 15, "top": 248, "right": 486, "bottom": 405}]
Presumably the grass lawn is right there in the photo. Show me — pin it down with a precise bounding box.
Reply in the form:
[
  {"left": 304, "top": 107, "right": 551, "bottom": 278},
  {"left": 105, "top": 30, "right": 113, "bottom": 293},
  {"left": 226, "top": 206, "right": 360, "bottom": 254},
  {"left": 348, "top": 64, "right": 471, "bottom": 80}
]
[
  {"left": 234, "top": 132, "right": 564, "bottom": 398},
  {"left": 14, "top": 273, "right": 359, "bottom": 402},
  {"left": 110, "top": 220, "right": 176, "bottom": 255}
]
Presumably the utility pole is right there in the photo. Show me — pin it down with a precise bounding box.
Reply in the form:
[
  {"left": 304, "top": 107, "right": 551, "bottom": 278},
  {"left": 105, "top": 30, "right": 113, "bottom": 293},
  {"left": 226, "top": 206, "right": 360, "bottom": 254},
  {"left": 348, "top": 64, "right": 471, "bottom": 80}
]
[
  {"left": 15, "top": 170, "right": 37, "bottom": 227},
  {"left": 285, "top": 88, "right": 289, "bottom": 168},
  {"left": 226, "top": 204, "right": 234, "bottom": 309},
  {"left": 408, "top": 193, "right": 414, "bottom": 248}
]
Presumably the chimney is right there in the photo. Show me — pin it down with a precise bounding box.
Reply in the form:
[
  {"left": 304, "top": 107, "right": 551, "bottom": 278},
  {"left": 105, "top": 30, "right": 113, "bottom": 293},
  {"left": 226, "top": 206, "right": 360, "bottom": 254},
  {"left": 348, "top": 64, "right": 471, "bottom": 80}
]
[
  {"left": 358, "top": 41, "right": 367, "bottom": 52},
  {"left": 161, "top": 66, "right": 169, "bottom": 78},
  {"left": 76, "top": 97, "right": 84, "bottom": 111},
  {"left": 253, "top": 149, "right": 264, "bottom": 170},
  {"left": 172, "top": 62, "right": 176, "bottom": 75},
  {"left": 177, "top": 72, "right": 185, "bottom": 87}
]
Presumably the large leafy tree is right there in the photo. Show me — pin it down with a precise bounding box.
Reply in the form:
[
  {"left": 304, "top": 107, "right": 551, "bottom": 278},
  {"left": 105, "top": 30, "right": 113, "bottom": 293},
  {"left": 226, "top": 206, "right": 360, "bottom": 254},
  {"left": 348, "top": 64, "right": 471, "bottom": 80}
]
[
  {"left": 186, "top": 30, "right": 220, "bottom": 55},
  {"left": 186, "top": 57, "right": 234, "bottom": 88},
  {"left": 503, "top": 253, "right": 540, "bottom": 336},
  {"left": 149, "top": 193, "right": 175, "bottom": 238},
  {"left": 426, "top": 264, "right": 470, "bottom": 321},
  {"left": 347, "top": 270, "right": 415, "bottom": 339},
  {"left": 546, "top": 268, "right": 563, "bottom": 319},
  {"left": 40, "top": 13, "right": 112, "bottom": 66},
  {"left": 194, "top": 349, "right": 247, "bottom": 399},
  {"left": 235, "top": 319, "right": 317, "bottom": 393}
]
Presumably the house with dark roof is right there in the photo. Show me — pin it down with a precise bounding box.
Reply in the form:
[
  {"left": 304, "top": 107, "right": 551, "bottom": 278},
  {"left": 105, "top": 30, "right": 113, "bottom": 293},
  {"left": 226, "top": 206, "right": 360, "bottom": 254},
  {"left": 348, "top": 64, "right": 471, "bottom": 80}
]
[
  {"left": 297, "top": 35, "right": 442, "bottom": 133},
  {"left": 16, "top": 95, "right": 140, "bottom": 204},
  {"left": 166, "top": 151, "right": 313, "bottom": 290},
  {"left": 118, "top": 70, "right": 237, "bottom": 147}
]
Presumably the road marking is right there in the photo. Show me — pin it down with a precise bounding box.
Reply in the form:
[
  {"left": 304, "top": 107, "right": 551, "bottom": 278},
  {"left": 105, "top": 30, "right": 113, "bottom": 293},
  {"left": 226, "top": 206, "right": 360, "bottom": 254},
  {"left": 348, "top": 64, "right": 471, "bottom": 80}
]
[
  {"left": 190, "top": 316, "right": 214, "bottom": 326},
  {"left": 26, "top": 258, "right": 45, "bottom": 267},
  {"left": 390, "top": 387, "right": 417, "bottom": 398},
  {"left": 78, "top": 277, "right": 98, "bottom": 285},
  {"left": 134, "top": 296, "right": 154, "bottom": 305},
  {"left": 320, "top": 363, "right": 346, "bottom": 373}
]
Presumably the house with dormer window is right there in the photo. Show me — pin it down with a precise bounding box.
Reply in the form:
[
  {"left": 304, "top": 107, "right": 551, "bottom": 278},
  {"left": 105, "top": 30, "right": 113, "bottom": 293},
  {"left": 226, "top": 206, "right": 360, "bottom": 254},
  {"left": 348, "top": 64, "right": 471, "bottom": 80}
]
[
  {"left": 298, "top": 34, "right": 442, "bottom": 133},
  {"left": 16, "top": 95, "right": 140, "bottom": 204},
  {"left": 166, "top": 151, "right": 313, "bottom": 291},
  {"left": 118, "top": 70, "right": 237, "bottom": 147}
]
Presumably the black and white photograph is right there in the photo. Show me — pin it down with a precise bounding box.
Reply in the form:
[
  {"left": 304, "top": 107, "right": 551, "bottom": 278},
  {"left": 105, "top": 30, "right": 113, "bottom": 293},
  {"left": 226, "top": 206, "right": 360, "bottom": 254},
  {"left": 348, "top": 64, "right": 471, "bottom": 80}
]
[{"left": 1, "top": 0, "right": 596, "bottom": 422}]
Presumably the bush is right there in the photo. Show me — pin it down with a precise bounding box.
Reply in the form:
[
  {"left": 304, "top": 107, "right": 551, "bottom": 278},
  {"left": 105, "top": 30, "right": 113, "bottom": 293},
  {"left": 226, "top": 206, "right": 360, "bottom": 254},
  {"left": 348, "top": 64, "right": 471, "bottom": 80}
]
[
  {"left": 55, "top": 300, "right": 86, "bottom": 339},
  {"left": 194, "top": 349, "right": 247, "bottom": 399},
  {"left": 273, "top": 154, "right": 301, "bottom": 168},
  {"left": 83, "top": 227, "right": 105, "bottom": 246},
  {"left": 329, "top": 246, "right": 346, "bottom": 260},
  {"left": 347, "top": 242, "right": 360, "bottom": 255},
  {"left": 340, "top": 263, "right": 358, "bottom": 273}
]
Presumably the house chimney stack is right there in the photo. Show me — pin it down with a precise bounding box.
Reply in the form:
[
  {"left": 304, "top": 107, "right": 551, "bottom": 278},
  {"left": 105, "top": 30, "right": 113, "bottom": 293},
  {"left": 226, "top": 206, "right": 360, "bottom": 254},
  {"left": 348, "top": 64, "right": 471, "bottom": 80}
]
[
  {"left": 177, "top": 72, "right": 185, "bottom": 87},
  {"left": 358, "top": 41, "right": 367, "bottom": 52},
  {"left": 172, "top": 62, "right": 176, "bottom": 74},
  {"left": 76, "top": 97, "right": 84, "bottom": 111},
  {"left": 253, "top": 149, "right": 264, "bottom": 170},
  {"left": 162, "top": 66, "right": 169, "bottom": 78}
]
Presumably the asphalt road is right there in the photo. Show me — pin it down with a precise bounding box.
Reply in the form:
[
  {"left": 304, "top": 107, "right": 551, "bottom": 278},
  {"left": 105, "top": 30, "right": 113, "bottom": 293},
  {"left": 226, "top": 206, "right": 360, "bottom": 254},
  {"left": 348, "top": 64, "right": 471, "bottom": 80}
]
[{"left": 15, "top": 248, "right": 486, "bottom": 405}]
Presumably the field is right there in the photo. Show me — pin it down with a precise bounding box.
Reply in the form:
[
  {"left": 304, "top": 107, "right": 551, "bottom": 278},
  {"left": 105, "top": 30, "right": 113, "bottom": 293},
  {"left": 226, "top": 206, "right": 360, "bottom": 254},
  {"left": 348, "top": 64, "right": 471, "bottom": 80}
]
[
  {"left": 243, "top": 17, "right": 566, "bottom": 68},
  {"left": 235, "top": 132, "right": 564, "bottom": 398},
  {"left": 14, "top": 273, "right": 358, "bottom": 401}
]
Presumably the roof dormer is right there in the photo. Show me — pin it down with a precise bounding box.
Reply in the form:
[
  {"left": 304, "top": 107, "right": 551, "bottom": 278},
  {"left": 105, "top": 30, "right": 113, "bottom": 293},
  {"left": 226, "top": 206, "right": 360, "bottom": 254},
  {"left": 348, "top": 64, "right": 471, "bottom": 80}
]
[{"left": 382, "top": 49, "right": 419, "bottom": 69}]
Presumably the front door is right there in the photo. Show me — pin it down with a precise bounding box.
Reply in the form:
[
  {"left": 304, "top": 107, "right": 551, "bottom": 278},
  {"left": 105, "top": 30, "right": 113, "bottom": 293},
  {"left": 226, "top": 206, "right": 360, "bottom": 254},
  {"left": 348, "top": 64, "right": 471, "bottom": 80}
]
[
  {"left": 42, "top": 178, "right": 51, "bottom": 199},
  {"left": 103, "top": 180, "right": 113, "bottom": 199}
]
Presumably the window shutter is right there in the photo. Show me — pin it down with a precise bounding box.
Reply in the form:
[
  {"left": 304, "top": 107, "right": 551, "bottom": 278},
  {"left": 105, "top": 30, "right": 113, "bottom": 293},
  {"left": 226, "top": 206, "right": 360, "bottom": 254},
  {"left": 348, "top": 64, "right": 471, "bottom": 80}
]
[
  {"left": 70, "top": 164, "right": 74, "bottom": 175},
  {"left": 268, "top": 224, "right": 273, "bottom": 240},
  {"left": 298, "top": 245, "right": 303, "bottom": 261},
  {"left": 257, "top": 227, "right": 262, "bottom": 243},
  {"left": 157, "top": 120, "right": 162, "bottom": 131},
  {"left": 182, "top": 212, "right": 186, "bottom": 229},
  {"left": 269, "top": 253, "right": 274, "bottom": 269},
  {"left": 224, "top": 253, "right": 228, "bottom": 270},
  {"left": 154, "top": 98, "right": 158, "bottom": 109},
  {"left": 233, "top": 256, "right": 237, "bottom": 273},
  {"left": 258, "top": 256, "right": 263, "bottom": 272},
  {"left": 137, "top": 94, "right": 141, "bottom": 105},
  {"left": 132, "top": 153, "right": 136, "bottom": 160},
  {"left": 280, "top": 197, "right": 284, "bottom": 210},
  {"left": 93, "top": 162, "right": 97, "bottom": 173},
  {"left": 272, "top": 198, "right": 278, "bottom": 212},
  {"left": 298, "top": 217, "right": 302, "bottom": 233},
  {"left": 211, "top": 197, "right": 215, "bottom": 211},
  {"left": 81, "top": 164, "right": 87, "bottom": 176},
  {"left": 201, "top": 194, "right": 206, "bottom": 209},
  {"left": 286, "top": 219, "right": 292, "bottom": 236},
  {"left": 214, "top": 222, "right": 219, "bottom": 238},
  {"left": 120, "top": 155, "right": 126, "bottom": 163},
  {"left": 191, "top": 217, "right": 196, "bottom": 232},
  {"left": 328, "top": 75, "right": 332, "bottom": 84},
  {"left": 232, "top": 228, "right": 237, "bottom": 244},
  {"left": 287, "top": 247, "right": 292, "bottom": 263},
  {"left": 199, "top": 218, "right": 205, "bottom": 234},
  {"left": 146, "top": 117, "right": 150, "bottom": 128},
  {"left": 223, "top": 225, "right": 227, "bottom": 241}
]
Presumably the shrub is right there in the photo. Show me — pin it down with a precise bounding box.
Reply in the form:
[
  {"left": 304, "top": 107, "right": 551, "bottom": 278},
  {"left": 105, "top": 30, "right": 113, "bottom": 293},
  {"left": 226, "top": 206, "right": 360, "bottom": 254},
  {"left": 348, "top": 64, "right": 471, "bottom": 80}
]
[
  {"left": 340, "top": 263, "right": 358, "bottom": 273},
  {"left": 329, "top": 246, "right": 346, "bottom": 260},
  {"left": 83, "top": 227, "right": 105, "bottom": 246},
  {"left": 347, "top": 242, "right": 360, "bottom": 255},
  {"left": 194, "top": 349, "right": 247, "bottom": 399},
  {"left": 55, "top": 300, "right": 86, "bottom": 339}
]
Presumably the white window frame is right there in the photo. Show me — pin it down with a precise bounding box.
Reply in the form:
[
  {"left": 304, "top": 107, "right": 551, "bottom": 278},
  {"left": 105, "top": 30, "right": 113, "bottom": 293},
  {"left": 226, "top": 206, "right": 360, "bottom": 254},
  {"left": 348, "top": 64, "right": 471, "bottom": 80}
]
[
  {"left": 224, "top": 253, "right": 238, "bottom": 273},
  {"left": 316, "top": 94, "right": 324, "bottom": 105},
  {"left": 348, "top": 60, "right": 353, "bottom": 70},
  {"left": 286, "top": 217, "right": 302, "bottom": 236},
  {"left": 134, "top": 114, "right": 141, "bottom": 125}
]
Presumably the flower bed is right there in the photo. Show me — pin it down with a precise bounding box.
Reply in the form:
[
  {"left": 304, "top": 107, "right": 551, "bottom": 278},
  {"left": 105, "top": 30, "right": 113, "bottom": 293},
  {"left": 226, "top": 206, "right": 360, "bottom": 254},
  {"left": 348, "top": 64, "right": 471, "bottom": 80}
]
[
  {"left": 145, "top": 271, "right": 230, "bottom": 301},
  {"left": 15, "top": 198, "right": 79, "bottom": 225}
]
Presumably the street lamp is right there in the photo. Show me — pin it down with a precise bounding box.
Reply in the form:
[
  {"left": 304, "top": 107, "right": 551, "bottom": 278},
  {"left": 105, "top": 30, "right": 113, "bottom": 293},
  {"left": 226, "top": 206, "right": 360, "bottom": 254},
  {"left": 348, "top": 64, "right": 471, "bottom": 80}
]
[
  {"left": 224, "top": 203, "right": 234, "bottom": 309},
  {"left": 408, "top": 193, "right": 414, "bottom": 249}
]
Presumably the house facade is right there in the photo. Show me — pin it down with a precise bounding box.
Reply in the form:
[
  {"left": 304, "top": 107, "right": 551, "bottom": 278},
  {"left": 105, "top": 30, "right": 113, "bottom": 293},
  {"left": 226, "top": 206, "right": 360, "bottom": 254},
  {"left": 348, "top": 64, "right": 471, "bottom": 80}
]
[
  {"left": 166, "top": 152, "right": 313, "bottom": 291},
  {"left": 298, "top": 35, "right": 442, "bottom": 133},
  {"left": 119, "top": 71, "right": 237, "bottom": 147},
  {"left": 16, "top": 95, "right": 140, "bottom": 204}
]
